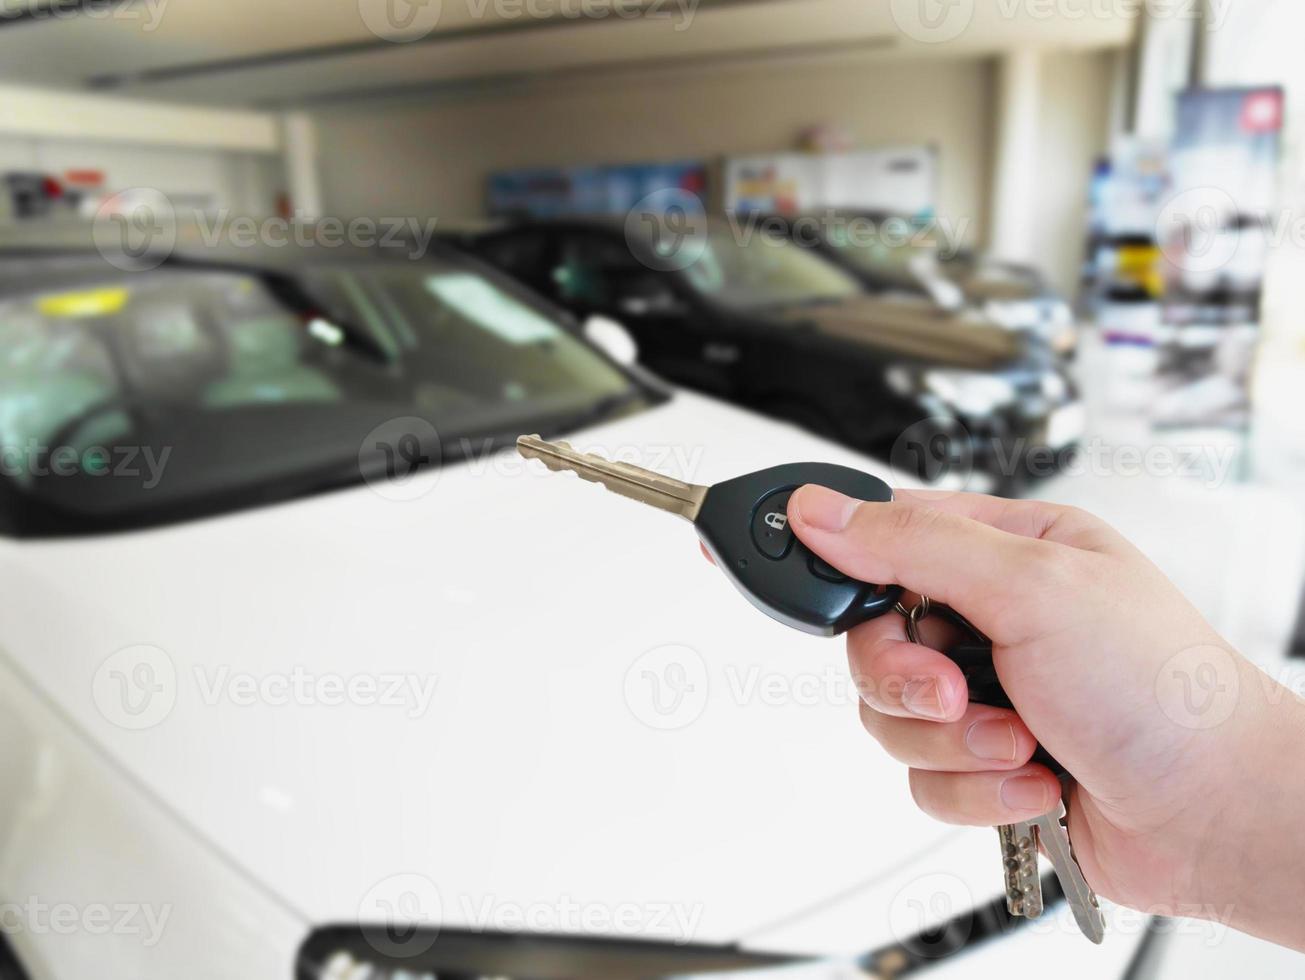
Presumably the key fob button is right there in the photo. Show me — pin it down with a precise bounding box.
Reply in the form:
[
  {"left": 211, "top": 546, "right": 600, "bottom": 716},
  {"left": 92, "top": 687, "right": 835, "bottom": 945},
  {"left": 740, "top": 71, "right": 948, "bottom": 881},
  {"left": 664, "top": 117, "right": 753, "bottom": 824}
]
[
  {"left": 808, "top": 554, "right": 847, "bottom": 583},
  {"left": 750, "top": 489, "right": 795, "bottom": 560}
]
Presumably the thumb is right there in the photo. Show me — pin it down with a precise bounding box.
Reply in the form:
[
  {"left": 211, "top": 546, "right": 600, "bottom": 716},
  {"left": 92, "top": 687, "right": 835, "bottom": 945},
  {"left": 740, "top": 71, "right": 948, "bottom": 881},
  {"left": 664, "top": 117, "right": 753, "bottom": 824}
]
[{"left": 787, "top": 484, "right": 1048, "bottom": 639}]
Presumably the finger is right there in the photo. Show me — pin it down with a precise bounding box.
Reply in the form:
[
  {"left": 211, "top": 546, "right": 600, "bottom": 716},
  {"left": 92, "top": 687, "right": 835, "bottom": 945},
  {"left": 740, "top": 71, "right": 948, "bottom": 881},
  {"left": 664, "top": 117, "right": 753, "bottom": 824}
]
[
  {"left": 859, "top": 701, "right": 1037, "bottom": 772},
  {"left": 787, "top": 485, "right": 1060, "bottom": 634},
  {"left": 908, "top": 765, "right": 1062, "bottom": 826},
  {"left": 891, "top": 489, "right": 1122, "bottom": 553},
  {"left": 699, "top": 540, "right": 715, "bottom": 565},
  {"left": 845, "top": 627, "right": 969, "bottom": 721}
]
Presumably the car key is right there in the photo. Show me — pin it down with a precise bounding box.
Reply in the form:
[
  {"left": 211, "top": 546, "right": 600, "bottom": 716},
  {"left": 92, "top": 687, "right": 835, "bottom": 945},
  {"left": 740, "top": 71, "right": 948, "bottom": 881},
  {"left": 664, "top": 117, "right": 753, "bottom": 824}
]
[
  {"left": 517, "top": 435, "right": 903, "bottom": 634},
  {"left": 517, "top": 435, "right": 1104, "bottom": 941}
]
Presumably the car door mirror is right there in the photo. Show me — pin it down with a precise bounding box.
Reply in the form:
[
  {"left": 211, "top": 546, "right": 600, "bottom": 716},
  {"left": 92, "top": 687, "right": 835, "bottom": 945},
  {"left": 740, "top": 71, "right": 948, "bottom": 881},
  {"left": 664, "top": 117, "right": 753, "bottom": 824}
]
[{"left": 583, "top": 315, "right": 639, "bottom": 366}]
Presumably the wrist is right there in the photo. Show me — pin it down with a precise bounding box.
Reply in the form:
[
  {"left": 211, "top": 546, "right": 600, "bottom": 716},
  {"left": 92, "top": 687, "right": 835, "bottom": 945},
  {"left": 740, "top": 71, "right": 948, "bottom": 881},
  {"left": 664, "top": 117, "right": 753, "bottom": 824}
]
[{"left": 1191, "top": 662, "right": 1305, "bottom": 950}]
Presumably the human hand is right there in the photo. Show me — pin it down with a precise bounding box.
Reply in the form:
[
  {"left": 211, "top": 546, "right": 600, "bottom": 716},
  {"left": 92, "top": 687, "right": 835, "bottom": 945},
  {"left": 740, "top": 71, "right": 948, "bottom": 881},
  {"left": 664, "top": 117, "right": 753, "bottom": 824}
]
[{"left": 781, "top": 485, "right": 1305, "bottom": 951}]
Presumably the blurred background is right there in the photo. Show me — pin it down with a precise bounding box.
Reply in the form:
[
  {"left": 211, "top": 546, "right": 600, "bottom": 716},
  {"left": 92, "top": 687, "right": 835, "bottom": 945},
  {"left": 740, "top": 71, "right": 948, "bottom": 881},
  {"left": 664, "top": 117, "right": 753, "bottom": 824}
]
[{"left": 2, "top": 0, "right": 1305, "bottom": 977}]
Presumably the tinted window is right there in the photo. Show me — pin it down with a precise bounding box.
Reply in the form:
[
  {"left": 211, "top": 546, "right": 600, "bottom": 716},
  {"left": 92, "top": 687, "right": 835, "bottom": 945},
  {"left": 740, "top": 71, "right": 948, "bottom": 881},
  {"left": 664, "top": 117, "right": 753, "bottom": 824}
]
[{"left": 478, "top": 232, "right": 547, "bottom": 279}]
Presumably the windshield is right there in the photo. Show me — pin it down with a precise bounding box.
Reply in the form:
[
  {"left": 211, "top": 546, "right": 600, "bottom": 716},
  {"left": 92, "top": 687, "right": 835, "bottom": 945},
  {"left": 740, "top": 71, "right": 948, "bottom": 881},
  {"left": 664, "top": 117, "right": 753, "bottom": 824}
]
[
  {"left": 672, "top": 226, "right": 861, "bottom": 310},
  {"left": 821, "top": 220, "right": 940, "bottom": 287},
  {"left": 0, "top": 256, "right": 643, "bottom": 535}
]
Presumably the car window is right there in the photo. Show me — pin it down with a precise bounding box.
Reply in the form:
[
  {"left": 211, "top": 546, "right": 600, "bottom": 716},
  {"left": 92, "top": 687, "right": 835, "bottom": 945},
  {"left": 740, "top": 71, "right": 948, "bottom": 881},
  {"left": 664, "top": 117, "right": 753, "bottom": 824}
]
[
  {"left": 670, "top": 225, "right": 862, "bottom": 311},
  {"left": 553, "top": 233, "right": 645, "bottom": 307},
  {"left": 0, "top": 257, "right": 645, "bottom": 535},
  {"left": 478, "top": 231, "right": 547, "bottom": 280}
]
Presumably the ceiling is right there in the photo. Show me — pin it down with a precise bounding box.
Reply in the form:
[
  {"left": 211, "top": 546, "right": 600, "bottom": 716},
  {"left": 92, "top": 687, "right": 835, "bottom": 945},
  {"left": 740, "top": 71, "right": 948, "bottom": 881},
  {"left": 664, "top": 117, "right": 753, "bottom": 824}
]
[{"left": 0, "top": 0, "right": 1136, "bottom": 108}]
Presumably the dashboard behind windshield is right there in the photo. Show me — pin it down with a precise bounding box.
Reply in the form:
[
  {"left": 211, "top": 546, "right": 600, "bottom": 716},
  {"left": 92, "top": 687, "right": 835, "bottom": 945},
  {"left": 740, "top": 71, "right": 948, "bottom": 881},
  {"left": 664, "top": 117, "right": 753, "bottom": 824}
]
[{"left": 0, "top": 255, "right": 644, "bottom": 535}]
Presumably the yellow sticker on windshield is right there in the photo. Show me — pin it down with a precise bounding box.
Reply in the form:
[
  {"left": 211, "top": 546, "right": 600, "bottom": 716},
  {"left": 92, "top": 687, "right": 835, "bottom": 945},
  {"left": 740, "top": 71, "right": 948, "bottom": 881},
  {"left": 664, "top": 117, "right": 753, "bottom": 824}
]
[{"left": 37, "top": 287, "right": 130, "bottom": 318}]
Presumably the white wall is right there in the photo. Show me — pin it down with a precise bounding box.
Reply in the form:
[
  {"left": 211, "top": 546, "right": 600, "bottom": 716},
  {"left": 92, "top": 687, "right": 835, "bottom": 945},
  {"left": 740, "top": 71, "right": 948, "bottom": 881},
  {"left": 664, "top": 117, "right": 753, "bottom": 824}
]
[
  {"left": 0, "top": 85, "right": 284, "bottom": 221},
  {"left": 310, "top": 47, "right": 1119, "bottom": 295},
  {"left": 1030, "top": 48, "right": 1116, "bottom": 298},
  {"left": 0, "top": 136, "right": 282, "bottom": 216},
  {"left": 312, "top": 55, "right": 999, "bottom": 245}
]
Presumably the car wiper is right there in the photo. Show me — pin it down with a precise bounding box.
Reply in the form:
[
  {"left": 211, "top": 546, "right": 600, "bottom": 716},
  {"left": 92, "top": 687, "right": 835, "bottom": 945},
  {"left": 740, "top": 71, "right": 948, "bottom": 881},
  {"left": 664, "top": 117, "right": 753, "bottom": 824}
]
[{"left": 159, "top": 254, "right": 395, "bottom": 365}]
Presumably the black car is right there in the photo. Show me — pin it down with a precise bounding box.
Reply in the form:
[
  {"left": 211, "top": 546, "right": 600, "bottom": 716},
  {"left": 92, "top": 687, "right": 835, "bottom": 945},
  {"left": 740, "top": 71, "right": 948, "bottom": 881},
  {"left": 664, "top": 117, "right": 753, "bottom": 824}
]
[
  {"left": 469, "top": 217, "right": 1084, "bottom": 489},
  {"left": 758, "top": 209, "right": 1079, "bottom": 358}
]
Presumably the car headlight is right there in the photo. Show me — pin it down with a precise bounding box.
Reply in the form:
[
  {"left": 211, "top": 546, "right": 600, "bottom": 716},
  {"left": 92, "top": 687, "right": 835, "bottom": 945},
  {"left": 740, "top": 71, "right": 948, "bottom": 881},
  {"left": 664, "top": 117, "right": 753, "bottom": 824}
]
[
  {"left": 884, "top": 365, "right": 916, "bottom": 396},
  {"left": 923, "top": 369, "right": 1017, "bottom": 415},
  {"left": 984, "top": 300, "right": 1042, "bottom": 330},
  {"left": 1040, "top": 370, "right": 1069, "bottom": 402}
]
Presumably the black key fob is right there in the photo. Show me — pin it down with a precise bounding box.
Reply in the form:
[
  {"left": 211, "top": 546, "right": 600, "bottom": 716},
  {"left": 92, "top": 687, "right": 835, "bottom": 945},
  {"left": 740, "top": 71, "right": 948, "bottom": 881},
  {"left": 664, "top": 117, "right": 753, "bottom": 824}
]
[{"left": 694, "top": 462, "right": 902, "bottom": 636}]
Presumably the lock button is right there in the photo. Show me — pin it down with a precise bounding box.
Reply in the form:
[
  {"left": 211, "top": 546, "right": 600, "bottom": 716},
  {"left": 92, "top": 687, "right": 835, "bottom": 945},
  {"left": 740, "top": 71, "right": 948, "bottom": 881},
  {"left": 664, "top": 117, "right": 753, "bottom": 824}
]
[{"left": 750, "top": 489, "right": 795, "bottom": 560}]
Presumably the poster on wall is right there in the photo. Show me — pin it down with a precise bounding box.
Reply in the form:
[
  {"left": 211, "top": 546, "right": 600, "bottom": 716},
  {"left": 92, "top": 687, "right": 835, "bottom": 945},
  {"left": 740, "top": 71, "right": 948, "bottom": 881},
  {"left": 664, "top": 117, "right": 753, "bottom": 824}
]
[
  {"left": 723, "top": 146, "right": 937, "bottom": 219},
  {"left": 486, "top": 160, "right": 707, "bottom": 218}
]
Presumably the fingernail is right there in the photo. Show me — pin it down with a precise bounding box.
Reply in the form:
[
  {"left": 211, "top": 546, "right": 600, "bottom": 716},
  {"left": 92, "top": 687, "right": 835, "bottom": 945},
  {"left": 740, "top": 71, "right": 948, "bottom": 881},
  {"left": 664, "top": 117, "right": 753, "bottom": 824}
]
[
  {"left": 902, "top": 677, "right": 948, "bottom": 720},
  {"left": 965, "top": 720, "right": 1018, "bottom": 762},
  {"left": 1000, "top": 775, "right": 1052, "bottom": 813},
  {"left": 792, "top": 485, "right": 858, "bottom": 532}
]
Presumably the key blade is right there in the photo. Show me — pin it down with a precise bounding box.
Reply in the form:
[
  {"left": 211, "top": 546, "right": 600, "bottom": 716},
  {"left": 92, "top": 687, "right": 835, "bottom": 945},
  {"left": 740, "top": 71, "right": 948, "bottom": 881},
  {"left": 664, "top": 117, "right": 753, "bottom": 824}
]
[
  {"left": 1032, "top": 804, "right": 1106, "bottom": 944},
  {"left": 517, "top": 434, "right": 709, "bottom": 522},
  {"left": 998, "top": 821, "right": 1044, "bottom": 919}
]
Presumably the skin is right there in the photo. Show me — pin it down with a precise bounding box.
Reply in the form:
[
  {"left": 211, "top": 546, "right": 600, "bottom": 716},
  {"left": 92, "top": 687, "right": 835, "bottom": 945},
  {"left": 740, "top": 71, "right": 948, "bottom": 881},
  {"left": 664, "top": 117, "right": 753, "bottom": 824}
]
[{"left": 714, "top": 486, "right": 1305, "bottom": 951}]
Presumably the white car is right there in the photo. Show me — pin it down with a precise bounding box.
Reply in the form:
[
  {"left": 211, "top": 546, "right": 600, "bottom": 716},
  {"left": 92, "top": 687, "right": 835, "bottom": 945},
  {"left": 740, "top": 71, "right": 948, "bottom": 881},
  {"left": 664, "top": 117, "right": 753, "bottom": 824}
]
[{"left": 0, "top": 241, "right": 1144, "bottom": 979}]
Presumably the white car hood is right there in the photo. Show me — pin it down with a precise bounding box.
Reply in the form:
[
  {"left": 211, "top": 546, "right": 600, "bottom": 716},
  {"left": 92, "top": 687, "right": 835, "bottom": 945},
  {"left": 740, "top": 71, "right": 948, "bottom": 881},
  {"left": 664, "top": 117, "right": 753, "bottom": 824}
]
[{"left": 0, "top": 392, "right": 957, "bottom": 950}]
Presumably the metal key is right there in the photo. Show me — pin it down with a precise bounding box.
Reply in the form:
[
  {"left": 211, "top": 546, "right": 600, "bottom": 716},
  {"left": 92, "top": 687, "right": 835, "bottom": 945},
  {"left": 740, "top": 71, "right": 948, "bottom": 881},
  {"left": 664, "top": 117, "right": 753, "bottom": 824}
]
[
  {"left": 998, "top": 820, "right": 1045, "bottom": 918},
  {"left": 997, "top": 804, "right": 1104, "bottom": 941},
  {"left": 519, "top": 436, "right": 1105, "bottom": 941},
  {"left": 1031, "top": 802, "right": 1105, "bottom": 942},
  {"left": 517, "top": 435, "right": 902, "bottom": 634}
]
